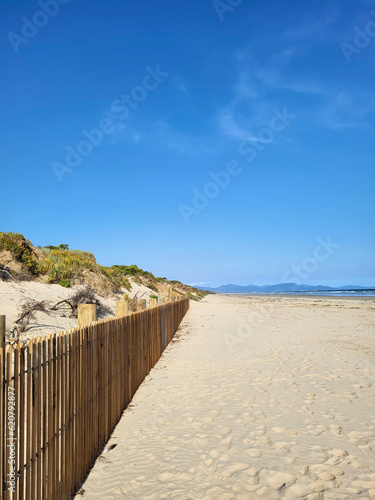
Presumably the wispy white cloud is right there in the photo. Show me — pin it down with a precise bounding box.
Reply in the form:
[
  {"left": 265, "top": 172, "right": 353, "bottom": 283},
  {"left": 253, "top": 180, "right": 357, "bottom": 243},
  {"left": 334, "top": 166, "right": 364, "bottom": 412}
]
[
  {"left": 218, "top": 105, "right": 273, "bottom": 143},
  {"left": 134, "top": 119, "right": 221, "bottom": 156},
  {"left": 219, "top": 33, "right": 375, "bottom": 141},
  {"left": 216, "top": 68, "right": 283, "bottom": 143},
  {"left": 312, "top": 90, "right": 375, "bottom": 131},
  {"left": 255, "top": 68, "right": 327, "bottom": 97},
  {"left": 169, "top": 75, "right": 190, "bottom": 96},
  {"left": 281, "top": 11, "right": 339, "bottom": 42}
]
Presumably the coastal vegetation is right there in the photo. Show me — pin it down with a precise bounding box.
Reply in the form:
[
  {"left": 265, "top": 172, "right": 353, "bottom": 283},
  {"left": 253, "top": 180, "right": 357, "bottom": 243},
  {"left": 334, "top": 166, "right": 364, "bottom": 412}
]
[{"left": 0, "top": 232, "right": 207, "bottom": 299}]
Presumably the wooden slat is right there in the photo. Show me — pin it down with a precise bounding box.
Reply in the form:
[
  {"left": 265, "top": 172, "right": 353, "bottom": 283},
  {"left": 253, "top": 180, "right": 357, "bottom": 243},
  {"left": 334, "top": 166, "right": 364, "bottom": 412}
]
[
  {"left": 58, "top": 335, "right": 63, "bottom": 497},
  {"left": 90, "top": 325, "right": 96, "bottom": 463},
  {"left": 59, "top": 334, "right": 66, "bottom": 499},
  {"left": 0, "top": 298, "right": 189, "bottom": 499},
  {"left": 67, "top": 331, "right": 74, "bottom": 499},
  {"left": 75, "top": 329, "right": 79, "bottom": 491},
  {"left": 25, "top": 341, "right": 32, "bottom": 500},
  {"left": 5, "top": 346, "right": 12, "bottom": 500},
  {"left": 11, "top": 344, "right": 18, "bottom": 500},
  {"left": 0, "top": 346, "right": 4, "bottom": 500},
  {"left": 71, "top": 331, "right": 77, "bottom": 493},
  {"left": 52, "top": 335, "right": 58, "bottom": 500},
  {"left": 63, "top": 334, "right": 69, "bottom": 499},
  {"left": 87, "top": 325, "right": 93, "bottom": 470},
  {"left": 42, "top": 339, "right": 48, "bottom": 500},
  {"left": 31, "top": 341, "right": 37, "bottom": 500},
  {"left": 103, "top": 322, "right": 108, "bottom": 444},
  {"left": 80, "top": 326, "right": 86, "bottom": 485},
  {"left": 18, "top": 344, "right": 25, "bottom": 500},
  {"left": 36, "top": 340, "right": 42, "bottom": 500},
  {"left": 96, "top": 324, "right": 102, "bottom": 454},
  {"left": 46, "top": 337, "right": 53, "bottom": 500}
]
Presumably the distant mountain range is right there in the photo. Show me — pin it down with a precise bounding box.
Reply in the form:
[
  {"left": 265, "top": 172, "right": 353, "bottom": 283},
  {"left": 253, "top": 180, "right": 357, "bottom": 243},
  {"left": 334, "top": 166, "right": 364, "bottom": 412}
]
[{"left": 198, "top": 283, "right": 375, "bottom": 294}]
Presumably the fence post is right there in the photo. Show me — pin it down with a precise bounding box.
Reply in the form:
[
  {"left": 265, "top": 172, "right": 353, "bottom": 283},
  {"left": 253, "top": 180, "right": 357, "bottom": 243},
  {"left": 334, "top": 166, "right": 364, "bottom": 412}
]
[
  {"left": 149, "top": 298, "right": 158, "bottom": 308},
  {"left": 116, "top": 301, "right": 129, "bottom": 317},
  {"left": 0, "top": 315, "right": 4, "bottom": 500},
  {"left": 78, "top": 304, "right": 97, "bottom": 327},
  {"left": 0, "top": 314, "right": 5, "bottom": 349},
  {"left": 136, "top": 299, "right": 147, "bottom": 311},
  {"left": 0, "top": 316, "right": 5, "bottom": 349}
]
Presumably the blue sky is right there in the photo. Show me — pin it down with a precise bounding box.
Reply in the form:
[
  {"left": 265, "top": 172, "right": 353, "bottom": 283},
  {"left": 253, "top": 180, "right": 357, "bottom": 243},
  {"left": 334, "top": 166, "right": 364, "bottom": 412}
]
[{"left": 1, "top": 0, "right": 374, "bottom": 287}]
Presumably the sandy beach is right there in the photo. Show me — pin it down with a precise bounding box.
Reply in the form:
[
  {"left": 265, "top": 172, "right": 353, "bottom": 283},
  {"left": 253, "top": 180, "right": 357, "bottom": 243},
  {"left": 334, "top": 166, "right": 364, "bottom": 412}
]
[{"left": 77, "top": 294, "right": 375, "bottom": 499}]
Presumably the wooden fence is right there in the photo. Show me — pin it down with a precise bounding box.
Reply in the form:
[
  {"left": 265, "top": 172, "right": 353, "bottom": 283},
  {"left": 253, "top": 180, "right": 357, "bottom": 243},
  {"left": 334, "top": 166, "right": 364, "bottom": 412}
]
[{"left": 0, "top": 298, "right": 189, "bottom": 499}]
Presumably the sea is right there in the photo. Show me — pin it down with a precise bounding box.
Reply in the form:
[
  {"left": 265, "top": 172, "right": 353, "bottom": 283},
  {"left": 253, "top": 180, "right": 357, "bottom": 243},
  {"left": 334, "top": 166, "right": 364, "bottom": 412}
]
[{"left": 244, "top": 290, "right": 375, "bottom": 298}]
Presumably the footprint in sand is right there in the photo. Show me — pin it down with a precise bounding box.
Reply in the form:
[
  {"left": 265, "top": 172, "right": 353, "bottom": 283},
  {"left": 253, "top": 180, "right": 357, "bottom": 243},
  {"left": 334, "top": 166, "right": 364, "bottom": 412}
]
[
  {"left": 269, "top": 398, "right": 279, "bottom": 409},
  {"left": 259, "top": 469, "right": 297, "bottom": 490},
  {"left": 221, "top": 462, "right": 256, "bottom": 480},
  {"left": 304, "top": 422, "right": 327, "bottom": 437},
  {"left": 322, "top": 412, "right": 335, "bottom": 420},
  {"left": 244, "top": 448, "right": 263, "bottom": 458},
  {"left": 327, "top": 448, "right": 348, "bottom": 459},
  {"left": 299, "top": 406, "right": 314, "bottom": 415},
  {"left": 216, "top": 425, "right": 232, "bottom": 437},
  {"left": 304, "top": 392, "right": 317, "bottom": 405},
  {"left": 308, "top": 479, "right": 328, "bottom": 492},
  {"left": 254, "top": 410, "right": 267, "bottom": 421},
  {"left": 331, "top": 411, "right": 348, "bottom": 423},
  {"left": 198, "top": 454, "right": 218, "bottom": 474},
  {"left": 220, "top": 435, "right": 233, "bottom": 451},
  {"left": 192, "top": 434, "right": 211, "bottom": 447},
  {"left": 191, "top": 421, "right": 204, "bottom": 429},
  {"left": 271, "top": 427, "right": 298, "bottom": 436},
  {"left": 329, "top": 424, "right": 342, "bottom": 436},
  {"left": 274, "top": 441, "right": 297, "bottom": 453},
  {"left": 209, "top": 449, "right": 221, "bottom": 459},
  {"left": 157, "top": 471, "right": 174, "bottom": 482}
]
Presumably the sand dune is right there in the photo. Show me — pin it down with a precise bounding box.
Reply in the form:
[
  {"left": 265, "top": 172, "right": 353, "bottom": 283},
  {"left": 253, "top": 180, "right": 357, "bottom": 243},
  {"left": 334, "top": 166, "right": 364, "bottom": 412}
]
[
  {"left": 77, "top": 294, "right": 375, "bottom": 499},
  {"left": 0, "top": 278, "right": 156, "bottom": 341}
]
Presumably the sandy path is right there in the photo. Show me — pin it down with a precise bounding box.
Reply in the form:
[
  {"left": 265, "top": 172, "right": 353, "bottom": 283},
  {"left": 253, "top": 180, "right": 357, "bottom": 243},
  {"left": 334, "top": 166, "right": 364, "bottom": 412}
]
[{"left": 77, "top": 295, "right": 375, "bottom": 499}]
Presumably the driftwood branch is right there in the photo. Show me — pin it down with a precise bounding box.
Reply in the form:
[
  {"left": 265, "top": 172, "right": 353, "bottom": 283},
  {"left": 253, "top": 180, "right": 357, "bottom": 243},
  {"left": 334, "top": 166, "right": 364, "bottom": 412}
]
[{"left": 9, "top": 286, "right": 115, "bottom": 341}]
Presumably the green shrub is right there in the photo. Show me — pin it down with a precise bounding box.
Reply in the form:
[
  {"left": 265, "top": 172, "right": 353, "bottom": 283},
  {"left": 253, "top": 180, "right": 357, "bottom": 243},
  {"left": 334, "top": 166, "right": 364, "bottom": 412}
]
[
  {"left": 69, "top": 249, "right": 96, "bottom": 262},
  {"left": 188, "top": 292, "right": 200, "bottom": 302},
  {"left": 58, "top": 279, "right": 71, "bottom": 288},
  {"left": 39, "top": 248, "right": 98, "bottom": 283},
  {"left": 111, "top": 264, "right": 155, "bottom": 279},
  {"left": 99, "top": 266, "right": 131, "bottom": 292},
  {"left": 44, "top": 244, "right": 69, "bottom": 251},
  {"left": 0, "top": 232, "right": 39, "bottom": 275}
]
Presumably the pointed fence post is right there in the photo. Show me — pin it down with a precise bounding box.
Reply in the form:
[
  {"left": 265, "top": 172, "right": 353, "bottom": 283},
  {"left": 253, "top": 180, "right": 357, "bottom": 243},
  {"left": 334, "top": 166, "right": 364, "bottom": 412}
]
[
  {"left": 136, "top": 299, "right": 147, "bottom": 311},
  {"left": 149, "top": 298, "right": 158, "bottom": 308},
  {"left": 78, "top": 304, "right": 97, "bottom": 327},
  {"left": 0, "top": 316, "right": 5, "bottom": 349},
  {"left": 116, "top": 300, "right": 129, "bottom": 317}
]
